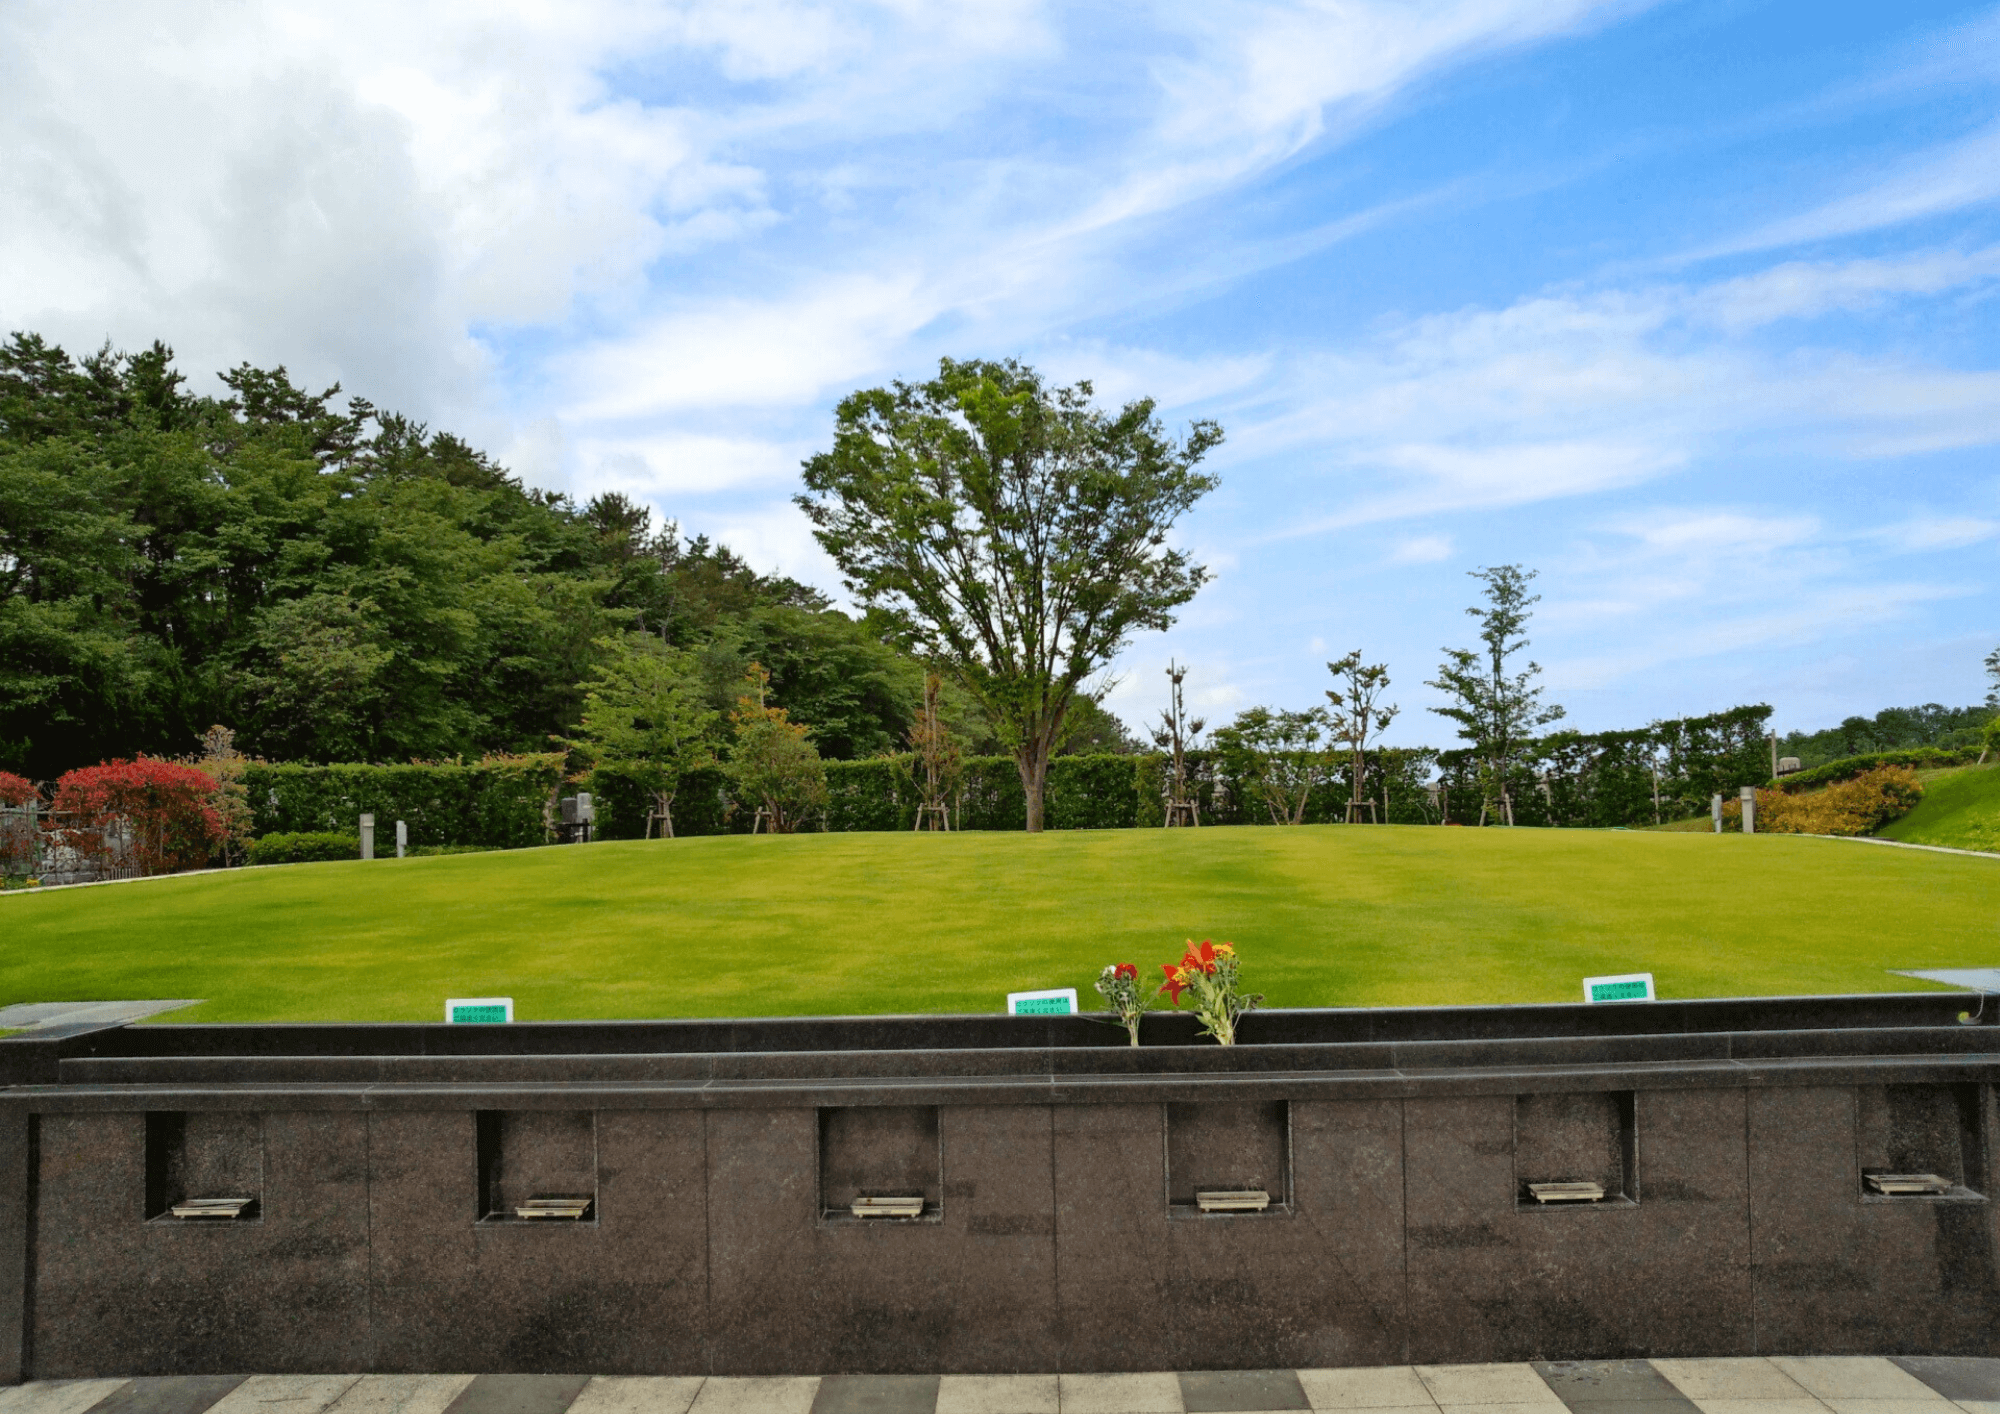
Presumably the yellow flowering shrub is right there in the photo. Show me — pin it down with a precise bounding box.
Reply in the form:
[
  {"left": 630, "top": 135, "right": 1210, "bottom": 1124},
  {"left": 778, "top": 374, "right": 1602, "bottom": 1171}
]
[{"left": 1724, "top": 766, "right": 1923, "bottom": 837}]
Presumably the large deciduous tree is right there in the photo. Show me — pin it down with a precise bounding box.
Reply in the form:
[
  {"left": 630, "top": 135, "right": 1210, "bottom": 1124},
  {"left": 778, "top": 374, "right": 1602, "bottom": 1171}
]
[
  {"left": 1426, "top": 564, "right": 1564, "bottom": 826},
  {"left": 796, "top": 358, "right": 1221, "bottom": 832}
]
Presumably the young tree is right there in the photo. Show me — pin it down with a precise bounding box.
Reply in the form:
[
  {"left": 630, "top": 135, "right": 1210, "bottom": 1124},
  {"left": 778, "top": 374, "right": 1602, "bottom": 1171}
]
[
  {"left": 1150, "top": 660, "right": 1205, "bottom": 826},
  {"left": 902, "top": 671, "right": 963, "bottom": 830},
  {"left": 1211, "top": 706, "right": 1336, "bottom": 826},
  {"left": 1325, "top": 652, "right": 1397, "bottom": 824},
  {"left": 190, "top": 725, "right": 254, "bottom": 865},
  {"left": 796, "top": 357, "right": 1221, "bottom": 831},
  {"left": 1426, "top": 565, "right": 1565, "bottom": 825},
  {"left": 572, "top": 636, "right": 719, "bottom": 838},
  {"left": 729, "top": 663, "right": 827, "bottom": 833}
]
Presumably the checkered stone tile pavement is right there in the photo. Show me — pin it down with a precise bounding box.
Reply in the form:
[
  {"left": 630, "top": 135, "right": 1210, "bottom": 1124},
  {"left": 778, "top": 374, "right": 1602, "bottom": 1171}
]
[{"left": 1, "top": 1360, "right": 1996, "bottom": 1414}]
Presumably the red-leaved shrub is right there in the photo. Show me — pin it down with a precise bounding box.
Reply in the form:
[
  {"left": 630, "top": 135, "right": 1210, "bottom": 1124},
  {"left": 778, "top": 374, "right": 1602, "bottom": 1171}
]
[
  {"left": 51, "top": 758, "right": 226, "bottom": 875},
  {"left": 0, "top": 772, "right": 37, "bottom": 807}
]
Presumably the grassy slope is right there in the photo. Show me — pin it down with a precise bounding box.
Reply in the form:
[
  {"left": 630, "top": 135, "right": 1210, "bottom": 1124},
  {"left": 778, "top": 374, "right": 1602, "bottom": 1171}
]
[
  {"left": 2, "top": 827, "right": 1996, "bottom": 1023},
  {"left": 1879, "top": 762, "right": 2000, "bottom": 852}
]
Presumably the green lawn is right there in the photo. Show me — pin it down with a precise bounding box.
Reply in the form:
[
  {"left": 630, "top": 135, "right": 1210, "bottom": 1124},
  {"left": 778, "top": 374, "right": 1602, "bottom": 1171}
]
[
  {"left": 1880, "top": 762, "right": 2000, "bottom": 852},
  {"left": 1, "top": 826, "right": 1996, "bottom": 1023}
]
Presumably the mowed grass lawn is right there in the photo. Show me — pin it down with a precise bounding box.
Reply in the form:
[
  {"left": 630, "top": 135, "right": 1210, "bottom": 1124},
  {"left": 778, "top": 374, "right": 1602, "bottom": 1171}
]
[{"left": 3, "top": 826, "right": 1997, "bottom": 1023}]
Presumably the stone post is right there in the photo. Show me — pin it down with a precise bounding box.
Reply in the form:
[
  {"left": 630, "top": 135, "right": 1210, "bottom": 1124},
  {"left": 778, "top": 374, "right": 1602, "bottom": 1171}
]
[
  {"left": 1711, "top": 793, "right": 1722, "bottom": 833},
  {"left": 360, "top": 813, "right": 374, "bottom": 860},
  {"left": 396, "top": 820, "right": 407, "bottom": 859},
  {"left": 1739, "top": 785, "right": 1755, "bottom": 835}
]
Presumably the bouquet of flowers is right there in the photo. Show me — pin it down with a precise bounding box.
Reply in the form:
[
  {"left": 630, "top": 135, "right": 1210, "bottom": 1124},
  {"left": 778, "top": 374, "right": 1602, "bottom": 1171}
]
[
  {"left": 1095, "top": 963, "right": 1152, "bottom": 1047},
  {"left": 1159, "top": 939, "right": 1262, "bottom": 1046}
]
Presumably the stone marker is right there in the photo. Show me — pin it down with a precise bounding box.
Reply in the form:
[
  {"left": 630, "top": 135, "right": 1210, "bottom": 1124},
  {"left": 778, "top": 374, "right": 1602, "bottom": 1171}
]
[{"left": 360, "top": 813, "right": 375, "bottom": 860}]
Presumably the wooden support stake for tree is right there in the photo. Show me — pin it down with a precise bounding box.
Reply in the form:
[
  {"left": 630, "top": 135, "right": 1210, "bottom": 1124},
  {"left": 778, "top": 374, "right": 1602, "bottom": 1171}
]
[{"left": 1156, "top": 660, "right": 1204, "bottom": 827}]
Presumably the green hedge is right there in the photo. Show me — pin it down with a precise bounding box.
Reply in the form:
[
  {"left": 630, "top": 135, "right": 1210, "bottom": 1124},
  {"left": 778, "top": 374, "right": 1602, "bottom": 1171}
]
[
  {"left": 591, "top": 749, "right": 1441, "bottom": 836},
  {"left": 245, "top": 831, "right": 359, "bottom": 865},
  {"left": 1774, "top": 746, "right": 1985, "bottom": 794},
  {"left": 245, "top": 756, "right": 565, "bottom": 848}
]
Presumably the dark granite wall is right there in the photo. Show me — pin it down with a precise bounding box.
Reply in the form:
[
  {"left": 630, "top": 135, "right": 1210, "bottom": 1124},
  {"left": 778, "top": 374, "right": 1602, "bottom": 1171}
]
[{"left": 0, "top": 1003, "right": 1994, "bottom": 1380}]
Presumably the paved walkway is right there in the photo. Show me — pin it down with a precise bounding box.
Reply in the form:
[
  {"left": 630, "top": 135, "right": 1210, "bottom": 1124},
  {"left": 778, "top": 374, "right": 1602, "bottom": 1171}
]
[
  {"left": 2, "top": 1358, "right": 1997, "bottom": 1414},
  {"left": 0, "top": 1001, "right": 200, "bottom": 1032}
]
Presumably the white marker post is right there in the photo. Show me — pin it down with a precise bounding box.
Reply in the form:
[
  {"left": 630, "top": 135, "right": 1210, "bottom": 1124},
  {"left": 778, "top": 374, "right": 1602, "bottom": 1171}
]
[
  {"left": 359, "top": 813, "right": 374, "bottom": 861},
  {"left": 395, "top": 820, "right": 407, "bottom": 859},
  {"left": 1711, "top": 794, "right": 1722, "bottom": 833},
  {"left": 1006, "top": 988, "right": 1079, "bottom": 1017},
  {"left": 1740, "top": 785, "right": 1756, "bottom": 834},
  {"left": 1583, "top": 973, "right": 1656, "bottom": 1004},
  {"left": 445, "top": 997, "right": 514, "bottom": 1024}
]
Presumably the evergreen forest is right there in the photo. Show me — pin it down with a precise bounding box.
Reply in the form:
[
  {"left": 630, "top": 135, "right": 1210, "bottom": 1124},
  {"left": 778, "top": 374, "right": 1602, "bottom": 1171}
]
[{"left": 0, "top": 334, "right": 1135, "bottom": 779}]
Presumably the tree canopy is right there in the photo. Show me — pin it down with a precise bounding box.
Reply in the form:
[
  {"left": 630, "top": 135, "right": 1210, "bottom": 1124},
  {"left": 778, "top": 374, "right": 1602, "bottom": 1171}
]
[
  {"left": 0, "top": 332, "right": 956, "bottom": 777},
  {"left": 796, "top": 357, "right": 1219, "bottom": 830},
  {"left": 1426, "top": 564, "right": 1564, "bottom": 826}
]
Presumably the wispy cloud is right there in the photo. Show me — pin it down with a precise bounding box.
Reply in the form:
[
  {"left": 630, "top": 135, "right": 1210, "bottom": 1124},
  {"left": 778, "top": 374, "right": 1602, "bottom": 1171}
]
[
  {"left": 1706, "top": 120, "right": 2000, "bottom": 258},
  {"left": 1209, "top": 243, "right": 2000, "bottom": 540}
]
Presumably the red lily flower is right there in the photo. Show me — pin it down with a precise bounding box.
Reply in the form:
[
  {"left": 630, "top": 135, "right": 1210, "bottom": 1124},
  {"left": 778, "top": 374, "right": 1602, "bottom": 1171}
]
[
  {"left": 1160, "top": 962, "right": 1187, "bottom": 1004},
  {"left": 1114, "top": 963, "right": 1138, "bottom": 982}
]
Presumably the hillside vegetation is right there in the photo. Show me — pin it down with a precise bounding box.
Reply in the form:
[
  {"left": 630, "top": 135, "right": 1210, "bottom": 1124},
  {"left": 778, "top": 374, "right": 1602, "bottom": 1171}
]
[{"left": 1, "top": 827, "right": 1993, "bottom": 1023}]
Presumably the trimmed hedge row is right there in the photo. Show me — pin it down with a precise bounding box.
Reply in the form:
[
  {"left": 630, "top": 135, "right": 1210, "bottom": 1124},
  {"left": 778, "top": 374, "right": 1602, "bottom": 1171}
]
[
  {"left": 245, "top": 756, "right": 567, "bottom": 849},
  {"left": 587, "top": 748, "right": 1441, "bottom": 839},
  {"left": 1774, "top": 746, "right": 1984, "bottom": 794}
]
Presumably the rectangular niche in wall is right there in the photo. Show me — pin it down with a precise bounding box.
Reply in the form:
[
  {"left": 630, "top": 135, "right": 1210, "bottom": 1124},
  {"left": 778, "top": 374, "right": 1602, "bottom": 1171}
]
[
  {"left": 1515, "top": 1091, "right": 1636, "bottom": 1208},
  {"left": 145, "top": 1111, "right": 264, "bottom": 1221},
  {"left": 819, "top": 1106, "right": 941, "bottom": 1222},
  {"left": 1166, "top": 1101, "right": 1291, "bottom": 1217},
  {"left": 1857, "top": 1083, "right": 1987, "bottom": 1200},
  {"left": 476, "top": 1110, "right": 599, "bottom": 1223}
]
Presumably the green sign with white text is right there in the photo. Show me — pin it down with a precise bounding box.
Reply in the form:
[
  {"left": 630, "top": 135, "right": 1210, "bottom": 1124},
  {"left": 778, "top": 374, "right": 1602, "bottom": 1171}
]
[
  {"left": 1583, "top": 973, "right": 1655, "bottom": 1004},
  {"left": 445, "top": 996, "right": 514, "bottom": 1024},
  {"left": 1006, "top": 988, "right": 1078, "bottom": 1016}
]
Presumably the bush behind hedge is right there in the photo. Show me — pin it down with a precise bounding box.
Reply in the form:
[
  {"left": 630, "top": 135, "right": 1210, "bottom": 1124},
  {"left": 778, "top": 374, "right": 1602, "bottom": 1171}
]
[
  {"left": 246, "top": 831, "right": 360, "bottom": 865},
  {"left": 1774, "top": 746, "right": 1983, "bottom": 794}
]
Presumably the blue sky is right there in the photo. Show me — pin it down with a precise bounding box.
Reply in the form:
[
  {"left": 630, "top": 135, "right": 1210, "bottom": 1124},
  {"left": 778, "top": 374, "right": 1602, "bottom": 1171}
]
[{"left": 5, "top": 0, "right": 1999, "bottom": 744}]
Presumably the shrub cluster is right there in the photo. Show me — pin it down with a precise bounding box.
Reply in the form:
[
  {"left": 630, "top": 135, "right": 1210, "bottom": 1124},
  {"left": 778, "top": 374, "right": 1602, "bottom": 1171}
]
[
  {"left": 244, "top": 755, "right": 566, "bottom": 848},
  {"left": 246, "top": 832, "right": 360, "bottom": 865},
  {"left": 1727, "top": 766, "right": 1924, "bottom": 836}
]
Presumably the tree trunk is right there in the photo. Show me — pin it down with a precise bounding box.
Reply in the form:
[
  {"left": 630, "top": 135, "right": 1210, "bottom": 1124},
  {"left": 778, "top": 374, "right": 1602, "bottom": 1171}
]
[{"left": 1018, "top": 747, "right": 1049, "bottom": 832}]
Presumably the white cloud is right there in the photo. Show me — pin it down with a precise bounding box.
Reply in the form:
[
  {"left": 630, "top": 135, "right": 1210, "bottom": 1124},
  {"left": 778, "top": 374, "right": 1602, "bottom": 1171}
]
[
  {"left": 706, "top": 500, "right": 846, "bottom": 591},
  {"left": 1220, "top": 244, "right": 2000, "bottom": 539},
  {"left": 1689, "top": 246, "right": 2000, "bottom": 330},
  {"left": 1388, "top": 534, "right": 1455, "bottom": 564},
  {"left": 0, "top": 0, "right": 1057, "bottom": 427},
  {"left": 1875, "top": 515, "right": 2000, "bottom": 552},
  {"left": 573, "top": 430, "right": 811, "bottom": 497}
]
